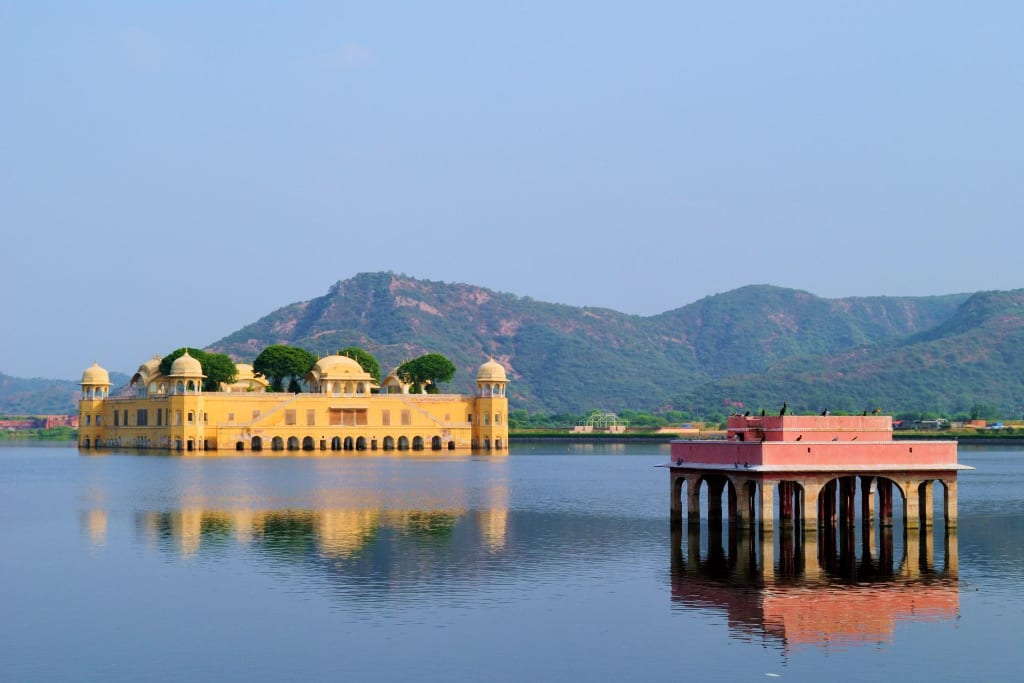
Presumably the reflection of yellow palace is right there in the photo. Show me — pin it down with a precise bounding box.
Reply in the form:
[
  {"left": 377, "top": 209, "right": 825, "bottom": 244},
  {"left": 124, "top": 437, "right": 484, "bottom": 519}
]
[
  {"left": 127, "top": 506, "right": 510, "bottom": 559},
  {"left": 78, "top": 353, "right": 509, "bottom": 453}
]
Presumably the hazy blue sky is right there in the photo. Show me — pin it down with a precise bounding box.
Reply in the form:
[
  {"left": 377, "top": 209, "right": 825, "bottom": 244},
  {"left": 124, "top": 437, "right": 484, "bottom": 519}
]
[{"left": 3, "top": 2, "right": 1022, "bottom": 379}]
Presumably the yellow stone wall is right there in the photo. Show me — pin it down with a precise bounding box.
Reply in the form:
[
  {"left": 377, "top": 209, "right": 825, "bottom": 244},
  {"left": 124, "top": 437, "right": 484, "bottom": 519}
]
[{"left": 79, "top": 389, "right": 508, "bottom": 453}]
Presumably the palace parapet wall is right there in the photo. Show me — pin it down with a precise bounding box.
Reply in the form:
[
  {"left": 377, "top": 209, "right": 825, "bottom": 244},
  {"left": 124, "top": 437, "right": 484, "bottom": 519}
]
[{"left": 674, "top": 415, "right": 958, "bottom": 470}]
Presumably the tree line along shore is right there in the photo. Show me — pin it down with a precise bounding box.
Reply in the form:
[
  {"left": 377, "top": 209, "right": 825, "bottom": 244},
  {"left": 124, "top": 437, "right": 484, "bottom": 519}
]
[
  {"left": 5, "top": 428, "right": 1021, "bottom": 446},
  {"left": 4, "top": 406, "right": 1024, "bottom": 445}
]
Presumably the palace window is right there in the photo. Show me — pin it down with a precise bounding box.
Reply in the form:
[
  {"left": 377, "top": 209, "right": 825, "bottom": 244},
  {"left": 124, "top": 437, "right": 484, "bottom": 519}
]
[
  {"left": 346, "top": 410, "right": 368, "bottom": 426},
  {"left": 137, "top": 409, "right": 148, "bottom": 426},
  {"left": 285, "top": 410, "right": 296, "bottom": 426},
  {"left": 401, "top": 410, "right": 411, "bottom": 426},
  {"left": 329, "top": 409, "right": 368, "bottom": 426},
  {"left": 307, "top": 409, "right": 316, "bottom": 426},
  {"left": 382, "top": 409, "right": 391, "bottom": 426}
]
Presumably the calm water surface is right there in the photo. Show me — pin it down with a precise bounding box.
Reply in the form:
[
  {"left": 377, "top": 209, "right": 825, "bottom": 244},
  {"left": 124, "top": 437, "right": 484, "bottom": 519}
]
[{"left": 1, "top": 442, "right": 1022, "bottom": 681}]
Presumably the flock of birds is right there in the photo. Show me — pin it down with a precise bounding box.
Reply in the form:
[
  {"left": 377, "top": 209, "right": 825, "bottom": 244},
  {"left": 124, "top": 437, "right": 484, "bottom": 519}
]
[{"left": 732, "top": 403, "right": 883, "bottom": 418}]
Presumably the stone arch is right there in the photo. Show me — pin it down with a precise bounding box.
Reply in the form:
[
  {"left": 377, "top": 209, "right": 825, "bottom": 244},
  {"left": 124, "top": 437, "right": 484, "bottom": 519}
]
[
  {"left": 236, "top": 441, "right": 245, "bottom": 451},
  {"left": 343, "top": 436, "right": 354, "bottom": 451},
  {"left": 412, "top": 436, "right": 424, "bottom": 450},
  {"left": 287, "top": 436, "right": 300, "bottom": 451},
  {"left": 728, "top": 478, "right": 755, "bottom": 526},
  {"left": 252, "top": 436, "right": 263, "bottom": 451},
  {"left": 302, "top": 436, "right": 315, "bottom": 451},
  {"left": 912, "top": 478, "right": 956, "bottom": 530},
  {"left": 447, "top": 440, "right": 456, "bottom": 450},
  {"left": 431, "top": 436, "right": 443, "bottom": 450},
  {"left": 818, "top": 476, "right": 853, "bottom": 530},
  {"left": 383, "top": 436, "right": 395, "bottom": 451},
  {"left": 688, "top": 473, "right": 731, "bottom": 526},
  {"left": 331, "top": 436, "right": 341, "bottom": 451},
  {"left": 356, "top": 436, "right": 367, "bottom": 450},
  {"left": 672, "top": 474, "right": 686, "bottom": 513},
  {"left": 773, "top": 479, "right": 805, "bottom": 528},
  {"left": 271, "top": 436, "right": 284, "bottom": 451},
  {"left": 397, "top": 436, "right": 410, "bottom": 451}
]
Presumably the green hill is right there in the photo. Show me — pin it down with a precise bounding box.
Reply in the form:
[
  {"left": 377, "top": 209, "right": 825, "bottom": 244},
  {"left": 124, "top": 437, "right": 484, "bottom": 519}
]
[
  {"left": 0, "top": 372, "right": 129, "bottom": 415},
  {"left": 652, "top": 285, "right": 966, "bottom": 379},
  {"left": 676, "top": 290, "right": 1024, "bottom": 417},
  {"left": 9, "top": 272, "right": 1020, "bottom": 418},
  {"left": 205, "top": 272, "right": 973, "bottom": 415}
]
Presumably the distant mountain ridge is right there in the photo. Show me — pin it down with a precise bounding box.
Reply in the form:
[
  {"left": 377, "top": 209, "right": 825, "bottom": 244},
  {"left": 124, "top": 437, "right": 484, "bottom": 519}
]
[
  {"left": 678, "top": 289, "right": 1024, "bottom": 417},
  {"left": 204, "top": 272, "right": 976, "bottom": 415},
  {"left": 8, "top": 272, "right": 1020, "bottom": 417},
  {"left": 0, "top": 371, "right": 130, "bottom": 415}
]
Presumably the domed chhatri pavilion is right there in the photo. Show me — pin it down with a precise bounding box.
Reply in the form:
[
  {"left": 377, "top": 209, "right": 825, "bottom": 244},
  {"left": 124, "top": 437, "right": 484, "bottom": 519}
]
[{"left": 78, "top": 354, "right": 509, "bottom": 454}]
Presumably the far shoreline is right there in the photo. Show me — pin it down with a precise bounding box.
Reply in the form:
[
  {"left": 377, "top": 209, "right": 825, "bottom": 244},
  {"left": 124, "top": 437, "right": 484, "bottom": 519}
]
[
  {"left": 509, "top": 432, "right": 1024, "bottom": 447},
  {"left": 6, "top": 431, "right": 1024, "bottom": 448}
]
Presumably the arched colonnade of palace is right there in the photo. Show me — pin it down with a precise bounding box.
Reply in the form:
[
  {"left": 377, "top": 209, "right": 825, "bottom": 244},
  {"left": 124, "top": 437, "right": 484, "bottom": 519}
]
[
  {"left": 240, "top": 434, "right": 458, "bottom": 452},
  {"left": 670, "top": 471, "right": 959, "bottom": 533}
]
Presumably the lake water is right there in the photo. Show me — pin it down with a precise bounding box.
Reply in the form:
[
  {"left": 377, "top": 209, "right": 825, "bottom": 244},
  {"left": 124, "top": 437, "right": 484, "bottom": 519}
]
[{"left": 2, "top": 442, "right": 1022, "bottom": 681}]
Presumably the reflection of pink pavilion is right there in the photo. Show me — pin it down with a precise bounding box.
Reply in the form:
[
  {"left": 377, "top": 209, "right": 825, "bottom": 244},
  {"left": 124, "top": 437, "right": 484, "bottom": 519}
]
[
  {"left": 668, "top": 415, "right": 969, "bottom": 531},
  {"left": 670, "top": 536, "right": 960, "bottom": 651}
]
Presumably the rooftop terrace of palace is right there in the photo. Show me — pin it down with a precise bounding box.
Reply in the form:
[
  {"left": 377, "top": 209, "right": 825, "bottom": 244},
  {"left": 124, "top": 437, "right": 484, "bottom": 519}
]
[{"left": 671, "top": 415, "right": 964, "bottom": 472}]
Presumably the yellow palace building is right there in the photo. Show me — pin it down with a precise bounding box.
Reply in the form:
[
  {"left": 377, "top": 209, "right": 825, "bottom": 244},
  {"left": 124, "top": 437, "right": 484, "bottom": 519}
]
[{"left": 78, "top": 353, "right": 509, "bottom": 453}]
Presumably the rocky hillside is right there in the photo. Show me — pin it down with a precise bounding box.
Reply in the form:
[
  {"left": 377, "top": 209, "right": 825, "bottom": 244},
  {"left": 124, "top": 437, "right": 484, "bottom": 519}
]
[
  {"left": 9, "top": 272, "right": 1018, "bottom": 417},
  {"left": 205, "top": 272, "right": 974, "bottom": 415},
  {"left": 676, "top": 289, "right": 1024, "bottom": 417}
]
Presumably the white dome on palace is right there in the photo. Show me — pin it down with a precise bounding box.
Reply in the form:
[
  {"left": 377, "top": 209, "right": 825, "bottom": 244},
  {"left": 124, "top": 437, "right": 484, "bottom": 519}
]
[
  {"left": 476, "top": 358, "right": 507, "bottom": 383},
  {"left": 169, "top": 351, "right": 204, "bottom": 378},
  {"left": 138, "top": 355, "right": 162, "bottom": 375},
  {"left": 311, "top": 354, "right": 372, "bottom": 380},
  {"left": 81, "top": 362, "right": 110, "bottom": 385},
  {"left": 130, "top": 354, "right": 164, "bottom": 386}
]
